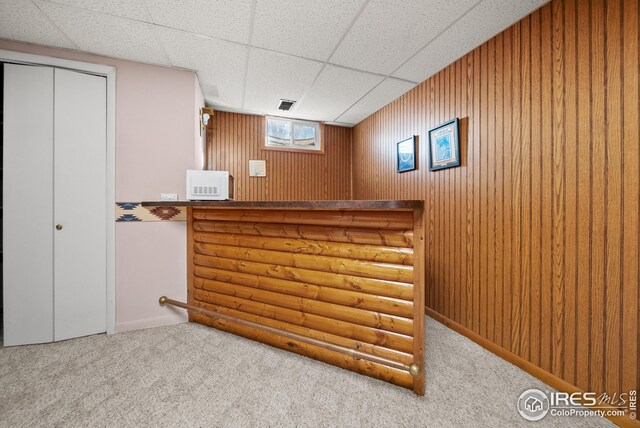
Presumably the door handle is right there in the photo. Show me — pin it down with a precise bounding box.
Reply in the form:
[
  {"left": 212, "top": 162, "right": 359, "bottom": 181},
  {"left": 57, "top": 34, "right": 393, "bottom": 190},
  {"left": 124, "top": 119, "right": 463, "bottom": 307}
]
[{"left": 56, "top": 224, "right": 63, "bottom": 230}]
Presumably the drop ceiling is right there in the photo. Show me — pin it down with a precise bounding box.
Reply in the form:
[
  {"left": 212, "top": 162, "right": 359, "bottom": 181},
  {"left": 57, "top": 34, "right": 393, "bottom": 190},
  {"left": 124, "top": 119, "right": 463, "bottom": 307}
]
[{"left": 0, "top": 0, "right": 547, "bottom": 126}]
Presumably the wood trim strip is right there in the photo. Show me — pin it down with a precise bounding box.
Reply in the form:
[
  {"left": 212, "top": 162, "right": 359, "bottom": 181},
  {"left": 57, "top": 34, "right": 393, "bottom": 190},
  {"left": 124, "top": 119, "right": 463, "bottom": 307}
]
[{"left": 192, "top": 209, "right": 415, "bottom": 229}]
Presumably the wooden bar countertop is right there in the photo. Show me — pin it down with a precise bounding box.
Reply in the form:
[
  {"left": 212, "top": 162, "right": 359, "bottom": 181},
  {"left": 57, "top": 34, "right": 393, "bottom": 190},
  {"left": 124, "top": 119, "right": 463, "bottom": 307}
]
[{"left": 141, "top": 199, "right": 423, "bottom": 210}]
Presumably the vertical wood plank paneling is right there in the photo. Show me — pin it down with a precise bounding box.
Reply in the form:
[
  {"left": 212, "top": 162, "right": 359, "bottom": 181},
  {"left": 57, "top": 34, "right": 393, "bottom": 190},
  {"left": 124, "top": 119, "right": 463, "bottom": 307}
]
[
  {"left": 575, "top": 0, "right": 592, "bottom": 390},
  {"left": 480, "top": 42, "right": 488, "bottom": 339},
  {"left": 472, "top": 48, "right": 481, "bottom": 335},
  {"left": 604, "top": 0, "right": 622, "bottom": 396},
  {"left": 530, "top": 8, "right": 542, "bottom": 368},
  {"left": 502, "top": 28, "right": 513, "bottom": 352},
  {"left": 520, "top": 15, "right": 531, "bottom": 361},
  {"left": 540, "top": 3, "right": 554, "bottom": 373},
  {"left": 621, "top": 0, "right": 639, "bottom": 396},
  {"left": 206, "top": 112, "right": 351, "bottom": 201},
  {"left": 551, "top": 0, "right": 565, "bottom": 379},
  {"left": 511, "top": 21, "right": 522, "bottom": 357},
  {"left": 563, "top": 0, "right": 577, "bottom": 385},
  {"left": 350, "top": 0, "right": 638, "bottom": 407},
  {"left": 590, "top": 0, "right": 606, "bottom": 394},
  {"left": 487, "top": 39, "right": 496, "bottom": 344},
  {"left": 494, "top": 33, "right": 504, "bottom": 348}
]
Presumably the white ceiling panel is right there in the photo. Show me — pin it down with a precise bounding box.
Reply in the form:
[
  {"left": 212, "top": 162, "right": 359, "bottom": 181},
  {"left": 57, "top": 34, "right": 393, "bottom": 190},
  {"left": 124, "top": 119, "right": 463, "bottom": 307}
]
[
  {"left": 392, "top": 0, "right": 547, "bottom": 82},
  {"left": 243, "top": 48, "right": 323, "bottom": 115},
  {"left": 157, "top": 27, "right": 248, "bottom": 108},
  {"left": 293, "top": 64, "right": 383, "bottom": 123},
  {"left": 145, "top": 0, "right": 254, "bottom": 44},
  {"left": 252, "top": 0, "right": 366, "bottom": 61},
  {"left": 0, "top": 0, "right": 77, "bottom": 50},
  {"left": 0, "top": 0, "right": 549, "bottom": 125},
  {"left": 336, "top": 78, "right": 415, "bottom": 124},
  {"left": 39, "top": 0, "right": 150, "bottom": 21},
  {"left": 330, "top": 0, "right": 477, "bottom": 76},
  {"left": 36, "top": 0, "right": 170, "bottom": 66}
]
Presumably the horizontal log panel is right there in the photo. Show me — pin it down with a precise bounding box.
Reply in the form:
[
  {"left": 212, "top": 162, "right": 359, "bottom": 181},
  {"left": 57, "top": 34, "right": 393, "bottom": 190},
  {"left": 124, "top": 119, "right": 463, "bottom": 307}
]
[
  {"left": 193, "top": 231, "right": 414, "bottom": 265},
  {"left": 189, "top": 298, "right": 415, "bottom": 365},
  {"left": 193, "top": 254, "right": 413, "bottom": 301},
  {"left": 192, "top": 264, "right": 413, "bottom": 318},
  {"left": 192, "top": 288, "right": 414, "bottom": 354},
  {"left": 192, "top": 209, "right": 414, "bottom": 229},
  {"left": 193, "top": 275, "right": 414, "bottom": 336},
  {"left": 193, "top": 220, "right": 414, "bottom": 248},
  {"left": 190, "top": 312, "right": 414, "bottom": 389},
  {"left": 193, "top": 243, "right": 413, "bottom": 284}
]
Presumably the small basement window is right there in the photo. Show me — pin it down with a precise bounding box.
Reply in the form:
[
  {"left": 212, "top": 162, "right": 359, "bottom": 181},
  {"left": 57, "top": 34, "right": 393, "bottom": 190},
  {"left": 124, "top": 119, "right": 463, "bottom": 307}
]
[{"left": 265, "top": 116, "right": 322, "bottom": 153}]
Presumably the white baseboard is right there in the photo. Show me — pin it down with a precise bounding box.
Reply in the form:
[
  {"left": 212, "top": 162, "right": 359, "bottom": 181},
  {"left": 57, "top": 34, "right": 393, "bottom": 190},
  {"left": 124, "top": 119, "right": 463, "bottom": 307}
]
[{"left": 115, "top": 312, "right": 187, "bottom": 333}]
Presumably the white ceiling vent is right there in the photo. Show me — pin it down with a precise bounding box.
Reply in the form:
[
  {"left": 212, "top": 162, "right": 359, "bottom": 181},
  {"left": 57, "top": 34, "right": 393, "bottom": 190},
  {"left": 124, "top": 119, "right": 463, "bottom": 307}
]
[{"left": 277, "top": 99, "right": 296, "bottom": 111}]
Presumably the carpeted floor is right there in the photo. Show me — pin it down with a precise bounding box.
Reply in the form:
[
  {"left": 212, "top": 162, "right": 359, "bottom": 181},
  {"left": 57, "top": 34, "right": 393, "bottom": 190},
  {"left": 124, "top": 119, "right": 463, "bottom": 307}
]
[{"left": 0, "top": 317, "right": 612, "bottom": 427}]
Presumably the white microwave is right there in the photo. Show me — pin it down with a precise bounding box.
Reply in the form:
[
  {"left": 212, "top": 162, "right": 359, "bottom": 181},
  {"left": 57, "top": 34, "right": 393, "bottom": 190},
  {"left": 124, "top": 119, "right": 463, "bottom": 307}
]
[{"left": 186, "top": 170, "right": 234, "bottom": 200}]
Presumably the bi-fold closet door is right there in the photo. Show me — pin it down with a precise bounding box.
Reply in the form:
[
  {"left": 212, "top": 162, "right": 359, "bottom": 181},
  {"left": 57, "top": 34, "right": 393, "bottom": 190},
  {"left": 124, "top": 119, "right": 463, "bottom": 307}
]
[{"left": 3, "top": 63, "right": 107, "bottom": 346}]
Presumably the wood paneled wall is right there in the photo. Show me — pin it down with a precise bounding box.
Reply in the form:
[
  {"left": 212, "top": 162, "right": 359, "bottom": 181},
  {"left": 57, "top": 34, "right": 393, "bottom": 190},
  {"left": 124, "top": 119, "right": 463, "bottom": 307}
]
[
  {"left": 352, "top": 0, "right": 639, "bottom": 400},
  {"left": 205, "top": 111, "right": 352, "bottom": 201}
]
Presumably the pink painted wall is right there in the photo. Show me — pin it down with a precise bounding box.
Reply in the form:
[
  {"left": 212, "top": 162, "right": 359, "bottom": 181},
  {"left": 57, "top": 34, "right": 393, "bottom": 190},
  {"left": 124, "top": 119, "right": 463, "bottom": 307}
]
[{"left": 0, "top": 39, "right": 203, "bottom": 331}]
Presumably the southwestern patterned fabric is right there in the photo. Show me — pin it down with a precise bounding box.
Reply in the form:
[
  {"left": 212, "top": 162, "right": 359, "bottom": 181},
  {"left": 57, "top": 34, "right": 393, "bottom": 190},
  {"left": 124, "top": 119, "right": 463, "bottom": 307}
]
[{"left": 115, "top": 203, "right": 186, "bottom": 222}]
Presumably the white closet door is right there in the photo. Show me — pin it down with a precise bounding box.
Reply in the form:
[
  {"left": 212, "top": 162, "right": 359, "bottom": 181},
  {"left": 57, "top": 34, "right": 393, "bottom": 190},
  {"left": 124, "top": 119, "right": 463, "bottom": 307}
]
[
  {"left": 53, "top": 68, "right": 107, "bottom": 341},
  {"left": 3, "top": 64, "right": 55, "bottom": 346}
]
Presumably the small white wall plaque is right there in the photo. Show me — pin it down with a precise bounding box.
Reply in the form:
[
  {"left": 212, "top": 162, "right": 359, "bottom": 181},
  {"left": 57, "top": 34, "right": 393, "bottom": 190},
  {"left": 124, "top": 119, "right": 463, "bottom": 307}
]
[{"left": 249, "top": 160, "right": 266, "bottom": 177}]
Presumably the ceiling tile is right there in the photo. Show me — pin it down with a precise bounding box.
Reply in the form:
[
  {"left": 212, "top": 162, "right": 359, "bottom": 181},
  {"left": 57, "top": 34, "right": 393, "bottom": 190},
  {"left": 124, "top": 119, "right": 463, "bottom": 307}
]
[
  {"left": 252, "top": 0, "right": 366, "bottom": 61},
  {"left": 145, "top": 0, "right": 254, "bottom": 44},
  {"left": 392, "top": 0, "right": 548, "bottom": 82},
  {"left": 157, "top": 27, "right": 248, "bottom": 108},
  {"left": 293, "top": 64, "right": 383, "bottom": 122},
  {"left": 330, "top": 0, "right": 476, "bottom": 75},
  {"left": 243, "top": 48, "right": 323, "bottom": 116},
  {"left": 336, "top": 78, "right": 414, "bottom": 124},
  {"left": 39, "top": 0, "right": 150, "bottom": 21},
  {"left": 0, "top": 0, "right": 77, "bottom": 49},
  {"left": 36, "top": 1, "right": 170, "bottom": 66}
]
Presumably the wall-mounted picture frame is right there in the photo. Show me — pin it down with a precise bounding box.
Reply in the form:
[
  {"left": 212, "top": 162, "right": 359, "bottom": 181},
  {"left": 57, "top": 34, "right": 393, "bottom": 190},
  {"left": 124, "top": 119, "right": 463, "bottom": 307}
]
[
  {"left": 397, "top": 135, "right": 417, "bottom": 173},
  {"left": 428, "top": 118, "right": 460, "bottom": 171}
]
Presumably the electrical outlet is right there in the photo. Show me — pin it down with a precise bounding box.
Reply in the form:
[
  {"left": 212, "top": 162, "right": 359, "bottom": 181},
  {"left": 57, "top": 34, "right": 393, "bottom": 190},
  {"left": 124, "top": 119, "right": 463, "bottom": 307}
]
[{"left": 161, "top": 193, "right": 178, "bottom": 201}]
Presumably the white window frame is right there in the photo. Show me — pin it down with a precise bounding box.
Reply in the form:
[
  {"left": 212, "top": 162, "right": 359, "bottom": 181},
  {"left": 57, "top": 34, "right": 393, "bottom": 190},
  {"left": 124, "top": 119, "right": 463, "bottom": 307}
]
[{"left": 264, "top": 116, "right": 323, "bottom": 154}]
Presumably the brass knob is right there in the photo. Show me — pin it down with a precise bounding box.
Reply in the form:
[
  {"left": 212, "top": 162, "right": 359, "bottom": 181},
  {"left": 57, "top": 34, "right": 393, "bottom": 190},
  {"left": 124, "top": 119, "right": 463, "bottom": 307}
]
[
  {"left": 159, "top": 296, "right": 168, "bottom": 304},
  {"left": 408, "top": 363, "right": 421, "bottom": 377},
  {"left": 56, "top": 224, "right": 63, "bottom": 230}
]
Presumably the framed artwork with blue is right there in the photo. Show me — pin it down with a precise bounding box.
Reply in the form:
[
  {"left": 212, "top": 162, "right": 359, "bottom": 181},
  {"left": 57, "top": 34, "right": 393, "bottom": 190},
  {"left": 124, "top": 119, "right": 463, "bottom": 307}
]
[
  {"left": 428, "top": 118, "right": 460, "bottom": 171},
  {"left": 396, "top": 135, "right": 417, "bottom": 173}
]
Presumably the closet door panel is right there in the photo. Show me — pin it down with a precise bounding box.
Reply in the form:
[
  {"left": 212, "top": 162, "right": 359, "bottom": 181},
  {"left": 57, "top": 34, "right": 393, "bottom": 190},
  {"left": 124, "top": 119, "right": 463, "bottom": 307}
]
[
  {"left": 53, "top": 68, "right": 107, "bottom": 341},
  {"left": 3, "top": 64, "right": 55, "bottom": 346}
]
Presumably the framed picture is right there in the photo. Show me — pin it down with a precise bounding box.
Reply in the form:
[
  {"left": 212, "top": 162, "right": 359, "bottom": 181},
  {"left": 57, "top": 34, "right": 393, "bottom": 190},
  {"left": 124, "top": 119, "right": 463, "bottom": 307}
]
[
  {"left": 397, "top": 136, "right": 417, "bottom": 173},
  {"left": 428, "top": 118, "right": 460, "bottom": 171}
]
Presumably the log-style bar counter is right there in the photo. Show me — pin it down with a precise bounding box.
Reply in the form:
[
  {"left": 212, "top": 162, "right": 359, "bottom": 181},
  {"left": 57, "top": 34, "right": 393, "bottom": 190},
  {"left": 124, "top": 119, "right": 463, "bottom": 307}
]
[{"left": 142, "top": 200, "right": 425, "bottom": 395}]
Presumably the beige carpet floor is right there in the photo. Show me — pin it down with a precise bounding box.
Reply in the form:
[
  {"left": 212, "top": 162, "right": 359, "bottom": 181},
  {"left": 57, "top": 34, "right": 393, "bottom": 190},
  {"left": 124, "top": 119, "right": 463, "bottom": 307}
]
[{"left": 0, "top": 317, "right": 612, "bottom": 427}]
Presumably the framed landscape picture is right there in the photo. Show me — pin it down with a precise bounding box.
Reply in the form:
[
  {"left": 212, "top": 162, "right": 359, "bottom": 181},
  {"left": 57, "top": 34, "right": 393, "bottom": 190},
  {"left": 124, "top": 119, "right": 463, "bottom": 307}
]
[
  {"left": 428, "top": 118, "right": 460, "bottom": 171},
  {"left": 396, "top": 136, "right": 417, "bottom": 173}
]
